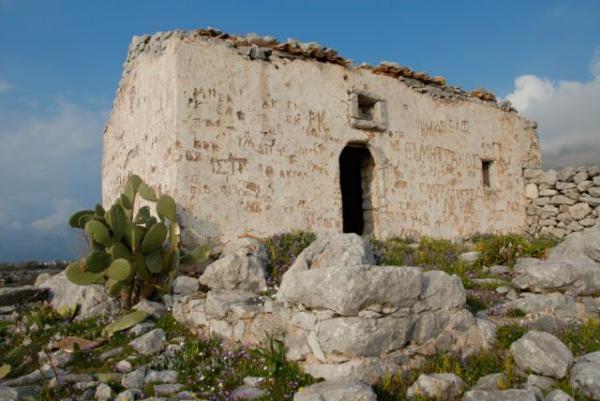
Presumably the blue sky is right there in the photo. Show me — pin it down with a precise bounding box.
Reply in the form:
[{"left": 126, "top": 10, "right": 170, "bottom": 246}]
[{"left": 0, "top": 0, "right": 599, "bottom": 262}]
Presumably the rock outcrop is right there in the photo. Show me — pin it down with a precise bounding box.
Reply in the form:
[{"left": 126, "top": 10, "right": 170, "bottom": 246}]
[
  {"left": 199, "top": 237, "right": 269, "bottom": 293},
  {"left": 36, "top": 271, "right": 118, "bottom": 319},
  {"left": 175, "top": 234, "right": 495, "bottom": 383}
]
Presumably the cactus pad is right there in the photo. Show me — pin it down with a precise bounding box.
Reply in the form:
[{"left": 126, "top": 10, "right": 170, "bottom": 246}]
[
  {"left": 107, "top": 258, "right": 133, "bottom": 282},
  {"left": 86, "top": 250, "right": 111, "bottom": 273},
  {"left": 102, "top": 310, "right": 148, "bottom": 337},
  {"left": 84, "top": 220, "right": 111, "bottom": 246},
  {"left": 106, "top": 203, "right": 128, "bottom": 241},
  {"left": 141, "top": 222, "right": 167, "bottom": 253},
  {"left": 65, "top": 261, "right": 104, "bottom": 285},
  {"left": 157, "top": 195, "right": 177, "bottom": 222}
]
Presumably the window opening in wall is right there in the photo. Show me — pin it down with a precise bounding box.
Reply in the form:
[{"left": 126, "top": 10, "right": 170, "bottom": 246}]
[
  {"left": 482, "top": 160, "right": 493, "bottom": 188},
  {"left": 339, "top": 144, "right": 375, "bottom": 236},
  {"left": 348, "top": 90, "right": 387, "bottom": 131},
  {"left": 357, "top": 94, "right": 377, "bottom": 121}
]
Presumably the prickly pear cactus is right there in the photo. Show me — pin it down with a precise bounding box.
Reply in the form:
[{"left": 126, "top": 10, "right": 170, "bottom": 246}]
[{"left": 67, "top": 174, "right": 210, "bottom": 309}]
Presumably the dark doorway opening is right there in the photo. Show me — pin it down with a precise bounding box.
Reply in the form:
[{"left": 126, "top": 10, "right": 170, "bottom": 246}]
[{"left": 339, "top": 144, "right": 375, "bottom": 235}]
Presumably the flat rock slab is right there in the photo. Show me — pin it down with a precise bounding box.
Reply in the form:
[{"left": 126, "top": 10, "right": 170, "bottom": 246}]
[
  {"left": 406, "top": 373, "right": 463, "bottom": 400},
  {"left": 129, "top": 329, "right": 167, "bottom": 356},
  {"left": 570, "top": 360, "right": 600, "bottom": 400},
  {"left": 205, "top": 290, "right": 265, "bottom": 319},
  {"left": 293, "top": 379, "right": 377, "bottom": 401},
  {"left": 288, "top": 233, "right": 374, "bottom": 273},
  {"left": 510, "top": 331, "right": 573, "bottom": 379},
  {"left": 277, "top": 265, "right": 422, "bottom": 316},
  {"left": 549, "top": 219, "right": 600, "bottom": 262},
  {"left": 316, "top": 315, "right": 413, "bottom": 357},
  {"left": 462, "top": 389, "right": 538, "bottom": 401},
  {"left": 37, "top": 271, "right": 118, "bottom": 318},
  {"left": 0, "top": 285, "right": 48, "bottom": 306},
  {"left": 512, "top": 258, "right": 600, "bottom": 295},
  {"left": 545, "top": 389, "right": 575, "bottom": 401}
]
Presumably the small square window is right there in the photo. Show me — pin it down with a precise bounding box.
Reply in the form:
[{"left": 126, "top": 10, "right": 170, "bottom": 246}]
[
  {"left": 348, "top": 90, "right": 387, "bottom": 131},
  {"left": 357, "top": 94, "right": 377, "bottom": 121},
  {"left": 482, "top": 160, "right": 493, "bottom": 188}
]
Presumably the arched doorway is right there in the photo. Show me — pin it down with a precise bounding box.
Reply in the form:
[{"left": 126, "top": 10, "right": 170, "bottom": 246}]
[{"left": 339, "top": 144, "right": 375, "bottom": 235}]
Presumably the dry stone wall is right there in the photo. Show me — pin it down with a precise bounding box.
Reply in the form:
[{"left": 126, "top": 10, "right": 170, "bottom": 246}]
[
  {"left": 173, "top": 234, "right": 496, "bottom": 384},
  {"left": 524, "top": 166, "right": 600, "bottom": 238}
]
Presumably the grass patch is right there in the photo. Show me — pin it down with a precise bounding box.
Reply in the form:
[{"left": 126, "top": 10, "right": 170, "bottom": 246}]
[
  {"left": 557, "top": 319, "right": 600, "bottom": 356},
  {"left": 375, "top": 350, "right": 516, "bottom": 400},
  {"left": 374, "top": 321, "right": 533, "bottom": 400},
  {"left": 505, "top": 308, "right": 527, "bottom": 318},
  {"left": 372, "top": 237, "right": 467, "bottom": 271},
  {"left": 472, "top": 234, "right": 557, "bottom": 268},
  {"left": 495, "top": 323, "right": 527, "bottom": 349},
  {"left": 1, "top": 303, "right": 315, "bottom": 400},
  {"left": 466, "top": 295, "right": 490, "bottom": 314},
  {"left": 151, "top": 336, "right": 315, "bottom": 400},
  {"left": 264, "top": 230, "right": 316, "bottom": 286},
  {"left": 372, "top": 237, "right": 479, "bottom": 286}
]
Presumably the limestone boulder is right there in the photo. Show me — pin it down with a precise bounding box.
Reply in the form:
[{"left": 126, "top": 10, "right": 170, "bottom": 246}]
[
  {"left": 302, "top": 358, "right": 394, "bottom": 384},
  {"left": 549, "top": 219, "right": 600, "bottom": 262},
  {"left": 462, "top": 389, "right": 538, "bottom": 401},
  {"left": 277, "top": 265, "right": 422, "bottom": 316},
  {"left": 495, "top": 293, "right": 579, "bottom": 321},
  {"left": 315, "top": 315, "right": 413, "bottom": 357},
  {"left": 415, "top": 270, "right": 466, "bottom": 312},
  {"left": 288, "top": 233, "right": 374, "bottom": 273},
  {"left": 293, "top": 380, "right": 376, "bottom": 401},
  {"left": 512, "top": 258, "right": 600, "bottom": 295},
  {"left": 509, "top": 331, "right": 573, "bottom": 379},
  {"left": 406, "top": 373, "right": 463, "bottom": 400},
  {"left": 545, "top": 389, "right": 574, "bottom": 401},
  {"left": 525, "top": 374, "right": 556, "bottom": 392},
  {"left": 570, "top": 356, "right": 600, "bottom": 400},
  {"left": 200, "top": 237, "right": 268, "bottom": 293},
  {"left": 129, "top": 328, "right": 167, "bottom": 355},
  {"left": 37, "top": 271, "right": 118, "bottom": 319},
  {"left": 205, "top": 290, "right": 266, "bottom": 319},
  {"left": 472, "top": 373, "right": 506, "bottom": 391},
  {"left": 459, "top": 251, "right": 481, "bottom": 264},
  {"left": 569, "top": 203, "right": 591, "bottom": 220},
  {"left": 171, "top": 275, "right": 199, "bottom": 295},
  {"left": 172, "top": 296, "right": 209, "bottom": 328}
]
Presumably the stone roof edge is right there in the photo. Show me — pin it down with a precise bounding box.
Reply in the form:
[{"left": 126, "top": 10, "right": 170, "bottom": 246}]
[{"left": 116, "top": 27, "right": 538, "bottom": 128}]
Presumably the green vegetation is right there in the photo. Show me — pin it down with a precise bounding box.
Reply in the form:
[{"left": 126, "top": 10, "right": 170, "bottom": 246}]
[
  {"left": 0, "top": 306, "right": 315, "bottom": 400},
  {"left": 472, "top": 234, "right": 557, "bottom": 268},
  {"left": 371, "top": 234, "right": 558, "bottom": 299},
  {"left": 264, "top": 230, "right": 316, "bottom": 285},
  {"left": 495, "top": 323, "right": 527, "bottom": 349},
  {"left": 557, "top": 319, "right": 600, "bottom": 356},
  {"left": 375, "top": 318, "right": 600, "bottom": 400},
  {"left": 66, "top": 174, "right": 210, "bottom": 309},
  {"left": 153, "top": 335, "right": 315, "bottom": 399},
  {"left": 371, "top": 237, "right": 467, "bottom": 270},
  {"left": 371, "top": 237, "right": 477, "bottom": 286},
  {"left": 375, "top": 348, "right": 516, "bottom": 401}
]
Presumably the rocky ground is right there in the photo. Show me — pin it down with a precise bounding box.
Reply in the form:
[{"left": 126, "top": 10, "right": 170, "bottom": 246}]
[{"left": 1, "top": 223, "right": 600, "bottom": 400}]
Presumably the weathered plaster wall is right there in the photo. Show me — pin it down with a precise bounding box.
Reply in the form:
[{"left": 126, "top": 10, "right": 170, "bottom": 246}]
[
  {"left": 103, "top": 31, "right": 541, "bottom": 245},
  {"left": 102, "top": 37, "right": 180, "bottom": 207}
]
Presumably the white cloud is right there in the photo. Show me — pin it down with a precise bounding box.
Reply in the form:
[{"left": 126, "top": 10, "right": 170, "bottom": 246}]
[
  {"left": 31, "top": 198, "right": 83, "bottom": 231},
  {"left": 506, "top": 56, "right": 600, "bottom": 168},
  {"left": 0, "top": 79, "right": 11, "bottom": 93},
  {"left": 0, "top": 99, "right": 107, "bottom": 261}
]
